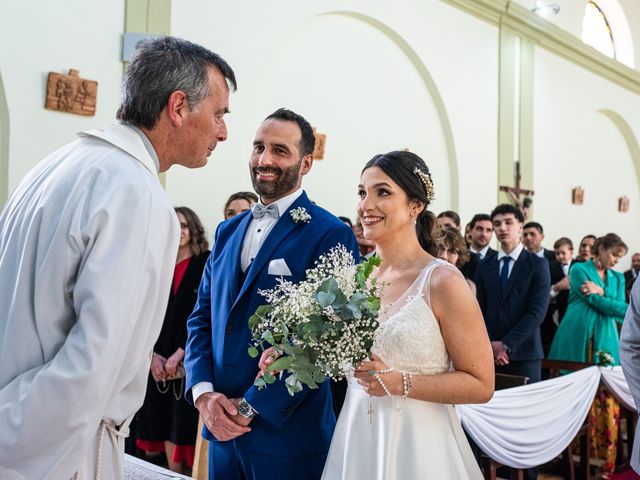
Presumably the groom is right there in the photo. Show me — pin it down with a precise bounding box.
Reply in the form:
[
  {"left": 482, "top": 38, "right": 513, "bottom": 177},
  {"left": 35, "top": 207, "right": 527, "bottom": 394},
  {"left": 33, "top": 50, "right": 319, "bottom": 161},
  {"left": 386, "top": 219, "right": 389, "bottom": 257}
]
[{"left": 185, "top": 108, "right": 359, "bottom": 479}]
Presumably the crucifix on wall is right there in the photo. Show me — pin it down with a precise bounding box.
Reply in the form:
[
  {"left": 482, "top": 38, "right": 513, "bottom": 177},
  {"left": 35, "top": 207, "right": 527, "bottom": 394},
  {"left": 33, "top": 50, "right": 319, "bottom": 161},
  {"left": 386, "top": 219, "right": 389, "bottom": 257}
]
[{"left": 499, "top": 160, "right": 534, "bottom": 221}]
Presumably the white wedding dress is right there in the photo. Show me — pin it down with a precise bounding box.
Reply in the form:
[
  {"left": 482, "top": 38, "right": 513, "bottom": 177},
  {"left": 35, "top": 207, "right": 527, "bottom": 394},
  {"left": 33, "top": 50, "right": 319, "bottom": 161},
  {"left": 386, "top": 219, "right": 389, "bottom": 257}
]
[{"left": 322, "top": 259, "right": 483, "bottom": 479}]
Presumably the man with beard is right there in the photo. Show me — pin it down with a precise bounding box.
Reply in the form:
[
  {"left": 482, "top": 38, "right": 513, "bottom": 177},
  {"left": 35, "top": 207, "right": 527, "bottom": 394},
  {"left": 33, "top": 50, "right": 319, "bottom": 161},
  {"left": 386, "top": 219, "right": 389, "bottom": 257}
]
[{"left": 184, "top": 108, "right": 358, "bottom": 479}]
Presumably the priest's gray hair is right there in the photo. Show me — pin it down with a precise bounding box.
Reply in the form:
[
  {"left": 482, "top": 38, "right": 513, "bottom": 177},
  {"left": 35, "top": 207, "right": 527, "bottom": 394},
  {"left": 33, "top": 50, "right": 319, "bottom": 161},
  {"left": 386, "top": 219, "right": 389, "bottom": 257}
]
[{"left": 116, "top": 36, "right": 236, "bottom": 129}]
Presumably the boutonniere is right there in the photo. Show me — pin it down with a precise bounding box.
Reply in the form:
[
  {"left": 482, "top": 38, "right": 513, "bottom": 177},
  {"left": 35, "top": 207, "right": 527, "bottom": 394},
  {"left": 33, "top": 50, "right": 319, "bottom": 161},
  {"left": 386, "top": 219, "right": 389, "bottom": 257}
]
[{"left": 290, "top": 207, "right": 311, "bottom": 223}]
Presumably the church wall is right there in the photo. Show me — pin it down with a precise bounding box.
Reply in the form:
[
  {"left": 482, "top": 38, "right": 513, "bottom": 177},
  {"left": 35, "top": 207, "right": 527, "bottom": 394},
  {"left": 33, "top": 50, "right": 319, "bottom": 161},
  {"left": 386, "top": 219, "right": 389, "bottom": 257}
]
[
  {"left": 167, "top": 0, "right": 500, "bottom": 237},
  {"left": 532, "top": 47, "right": 640, "bottom": 268},
  {"left": 0, "top": 0, "right": 125, "bottom": 195}
]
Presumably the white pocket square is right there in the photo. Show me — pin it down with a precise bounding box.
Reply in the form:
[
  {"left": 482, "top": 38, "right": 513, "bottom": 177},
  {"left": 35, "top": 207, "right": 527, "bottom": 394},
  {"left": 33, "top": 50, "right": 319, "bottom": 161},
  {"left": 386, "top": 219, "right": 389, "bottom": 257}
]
[{"left": 268, "top": 258, "right": 292, "bottom": 276}]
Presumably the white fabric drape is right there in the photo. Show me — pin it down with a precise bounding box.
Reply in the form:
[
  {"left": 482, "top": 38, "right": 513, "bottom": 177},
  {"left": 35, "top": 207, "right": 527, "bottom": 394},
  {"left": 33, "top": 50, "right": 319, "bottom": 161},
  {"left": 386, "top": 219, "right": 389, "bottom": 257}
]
[
  {"left": 457, "top": 367, "right": 601, "bottom": 469},
  {"left": 601, "top": 366, "right": 637, "bottom": 412}
]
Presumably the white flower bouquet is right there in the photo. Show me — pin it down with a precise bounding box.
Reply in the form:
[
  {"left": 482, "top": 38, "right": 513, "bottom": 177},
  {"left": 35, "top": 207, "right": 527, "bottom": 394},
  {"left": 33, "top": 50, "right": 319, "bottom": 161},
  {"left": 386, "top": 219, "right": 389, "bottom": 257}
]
[{"left": 248, "top": 245, "right": 382, "bottom": 395}]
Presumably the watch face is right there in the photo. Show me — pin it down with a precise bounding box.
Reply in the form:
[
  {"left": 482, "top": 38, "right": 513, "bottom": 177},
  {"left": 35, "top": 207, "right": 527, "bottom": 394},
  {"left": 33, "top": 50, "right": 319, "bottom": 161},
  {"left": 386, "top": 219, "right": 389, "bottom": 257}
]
[{"left": 239, "top": 399, "right": 254, "bottom": 418}]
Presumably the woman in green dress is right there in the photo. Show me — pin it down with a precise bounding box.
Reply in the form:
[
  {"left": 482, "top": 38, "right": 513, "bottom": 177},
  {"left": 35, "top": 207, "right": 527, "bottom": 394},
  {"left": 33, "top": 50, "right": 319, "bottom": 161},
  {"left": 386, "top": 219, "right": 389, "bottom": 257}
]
[{"left": 549, "top": 233, "right": 628, "bottom": 477}]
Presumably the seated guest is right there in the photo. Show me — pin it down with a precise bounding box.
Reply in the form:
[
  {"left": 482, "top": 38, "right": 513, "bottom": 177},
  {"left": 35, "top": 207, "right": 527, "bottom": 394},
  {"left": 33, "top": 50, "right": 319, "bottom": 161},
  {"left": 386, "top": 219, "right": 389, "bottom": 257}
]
[
  {"left": 551, "top": 237, "right": 574, "bottom": 321},
  {"left": 136, "top": 207, "right": 211, "bottom": 473},
  {"left": 223, "top": 191, "right": 258, "bottom": 219},
  {"left": 625, "top": 252, "right": 640, "bottom": 302},
  {"left": 549, "top": 233, "right": 628, "bottom": 478},
  {"left": 575, "top": 234, "right": 596, "bottom": 264},
  {"left": 436, "top": 210, "right": 461, "bottom": 231},
  {"left": 437, "top": 226, "right": 476, "bottom": 294}
]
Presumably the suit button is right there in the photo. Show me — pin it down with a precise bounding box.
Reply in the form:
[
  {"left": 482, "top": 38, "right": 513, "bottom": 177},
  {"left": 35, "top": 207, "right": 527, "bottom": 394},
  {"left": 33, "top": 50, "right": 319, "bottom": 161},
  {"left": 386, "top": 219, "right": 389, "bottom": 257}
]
[{"left": 226, "top": 325, "right": 233, "bottom": 334}]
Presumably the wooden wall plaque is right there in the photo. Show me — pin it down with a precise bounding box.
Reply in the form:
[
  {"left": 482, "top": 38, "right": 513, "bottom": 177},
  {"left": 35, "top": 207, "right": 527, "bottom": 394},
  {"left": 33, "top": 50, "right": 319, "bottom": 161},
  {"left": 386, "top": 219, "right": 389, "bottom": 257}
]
[
  {"left": 45, "top": 69, "right": 97, "bottom": 116},
  {"left": 312, "top": 128, "right": 326, "bottom": 160}
]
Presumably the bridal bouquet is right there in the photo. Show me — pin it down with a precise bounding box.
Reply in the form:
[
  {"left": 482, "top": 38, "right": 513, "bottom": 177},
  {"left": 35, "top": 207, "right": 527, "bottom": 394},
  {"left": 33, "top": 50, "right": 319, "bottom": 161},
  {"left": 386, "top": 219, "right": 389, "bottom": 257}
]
[{"left": 248, "top": 245, "right": 382, "bottom": 395}]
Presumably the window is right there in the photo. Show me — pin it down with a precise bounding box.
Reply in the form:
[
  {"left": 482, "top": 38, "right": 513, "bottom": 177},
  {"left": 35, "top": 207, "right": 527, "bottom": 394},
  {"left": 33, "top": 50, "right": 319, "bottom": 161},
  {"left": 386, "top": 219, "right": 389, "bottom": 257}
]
[{"left": 581, "top": 0, "right": 635, "bottom": 67}]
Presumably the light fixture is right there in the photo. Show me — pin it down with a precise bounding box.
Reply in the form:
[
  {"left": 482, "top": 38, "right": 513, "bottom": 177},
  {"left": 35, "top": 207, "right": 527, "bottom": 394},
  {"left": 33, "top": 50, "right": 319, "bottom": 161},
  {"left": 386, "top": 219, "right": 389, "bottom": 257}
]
[{"left": 532, "top": 0, "right": 560, "bottom": 16}]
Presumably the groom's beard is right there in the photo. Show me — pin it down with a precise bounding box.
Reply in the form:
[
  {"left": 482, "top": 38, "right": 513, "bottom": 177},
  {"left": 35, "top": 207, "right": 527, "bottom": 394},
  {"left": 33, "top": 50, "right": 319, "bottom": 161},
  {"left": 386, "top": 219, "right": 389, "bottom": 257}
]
[{"left": 251, "top": 161, "right": 302, "bottom": 200}]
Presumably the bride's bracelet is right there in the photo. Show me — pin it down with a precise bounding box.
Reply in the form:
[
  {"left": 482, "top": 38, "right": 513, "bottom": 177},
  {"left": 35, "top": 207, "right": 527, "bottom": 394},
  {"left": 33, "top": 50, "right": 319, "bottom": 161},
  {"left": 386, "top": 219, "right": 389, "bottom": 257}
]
[{"left": 372, "top": 370, "right": 414, "bottom": 412}]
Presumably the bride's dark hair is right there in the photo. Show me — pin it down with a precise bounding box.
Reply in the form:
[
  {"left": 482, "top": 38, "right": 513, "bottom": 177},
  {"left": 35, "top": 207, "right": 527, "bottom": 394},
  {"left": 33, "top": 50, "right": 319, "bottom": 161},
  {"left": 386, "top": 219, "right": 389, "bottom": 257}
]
[{"left": 362, "top": 151, "right": 438, "bottom": 255}]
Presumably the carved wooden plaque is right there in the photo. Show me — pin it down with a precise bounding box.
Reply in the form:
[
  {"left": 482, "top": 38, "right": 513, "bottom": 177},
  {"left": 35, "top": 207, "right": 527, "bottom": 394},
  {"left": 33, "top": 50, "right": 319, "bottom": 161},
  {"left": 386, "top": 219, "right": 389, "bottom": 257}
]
[
  {"left": 312, "top": 128, "right": 326, "bottom": 160},
  {"left": 618, "top": 196, "right": 630, "bottom": 212},
  {"left": 572, "top": 186, "right": 584, "bottom": 205},
  {"left": 45, "top": 69, "right": 97, "bottom": 116}
]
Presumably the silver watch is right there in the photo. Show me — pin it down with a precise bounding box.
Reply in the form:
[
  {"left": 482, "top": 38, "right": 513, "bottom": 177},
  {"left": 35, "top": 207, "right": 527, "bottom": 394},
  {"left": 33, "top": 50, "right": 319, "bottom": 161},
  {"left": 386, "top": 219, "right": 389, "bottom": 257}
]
[{"left": 238, "top": 397, "right": 256, "bottom": 419}]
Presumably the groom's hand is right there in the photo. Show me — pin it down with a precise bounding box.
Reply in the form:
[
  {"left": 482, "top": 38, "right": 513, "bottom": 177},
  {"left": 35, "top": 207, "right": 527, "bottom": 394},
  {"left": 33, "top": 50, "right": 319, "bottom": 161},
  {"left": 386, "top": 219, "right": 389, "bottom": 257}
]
[{"left": 195, "top": 392, "right": 251, "bottom": 441}]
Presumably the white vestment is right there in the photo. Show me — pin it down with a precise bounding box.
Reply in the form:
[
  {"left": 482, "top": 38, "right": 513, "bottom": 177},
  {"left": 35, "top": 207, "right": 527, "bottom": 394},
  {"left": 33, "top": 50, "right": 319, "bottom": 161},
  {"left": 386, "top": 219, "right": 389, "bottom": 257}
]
[{"left": 0, "top": 124, "right": 180, "bottom": 479}]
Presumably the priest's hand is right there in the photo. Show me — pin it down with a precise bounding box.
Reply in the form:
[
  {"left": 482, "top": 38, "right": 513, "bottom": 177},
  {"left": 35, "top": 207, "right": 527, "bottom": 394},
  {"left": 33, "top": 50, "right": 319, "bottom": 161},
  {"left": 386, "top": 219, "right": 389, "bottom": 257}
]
[
  {"left": 151, "top": 353, "right": 167, "bottom": 382},
  {"left": 195, "top": 392, "right": 251, "bottom": 442}
]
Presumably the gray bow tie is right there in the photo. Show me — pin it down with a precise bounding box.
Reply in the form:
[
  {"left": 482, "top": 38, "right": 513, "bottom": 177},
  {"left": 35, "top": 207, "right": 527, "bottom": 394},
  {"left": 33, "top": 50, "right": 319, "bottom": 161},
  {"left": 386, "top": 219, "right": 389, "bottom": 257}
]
[{"left": 251, "top": 203, "right": 279, "bottom": 220}]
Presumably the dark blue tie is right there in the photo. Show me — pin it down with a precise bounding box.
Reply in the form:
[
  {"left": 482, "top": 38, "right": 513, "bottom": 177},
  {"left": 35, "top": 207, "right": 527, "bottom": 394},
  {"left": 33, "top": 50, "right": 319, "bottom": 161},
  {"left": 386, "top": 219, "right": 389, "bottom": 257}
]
[
  {"left": 251, "top": 203, "right": 279, "bottom": 220},
  {"left": 500, "top": 256, "right": 511, "bottom": 291}
]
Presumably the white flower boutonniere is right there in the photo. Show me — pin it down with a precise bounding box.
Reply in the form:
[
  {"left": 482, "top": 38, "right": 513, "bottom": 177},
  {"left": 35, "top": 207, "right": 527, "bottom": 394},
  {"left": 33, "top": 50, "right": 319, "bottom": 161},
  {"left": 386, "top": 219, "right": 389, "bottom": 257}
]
[{"left": 290, "top": 207, "right": 311, "bottom": 224}]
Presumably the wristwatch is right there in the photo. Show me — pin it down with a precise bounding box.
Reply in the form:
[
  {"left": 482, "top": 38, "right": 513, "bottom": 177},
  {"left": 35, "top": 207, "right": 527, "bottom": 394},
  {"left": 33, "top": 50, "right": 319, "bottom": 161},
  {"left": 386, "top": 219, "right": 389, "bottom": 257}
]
[{"left": 238, "top": 397, "right": 257, "bottom": 419}]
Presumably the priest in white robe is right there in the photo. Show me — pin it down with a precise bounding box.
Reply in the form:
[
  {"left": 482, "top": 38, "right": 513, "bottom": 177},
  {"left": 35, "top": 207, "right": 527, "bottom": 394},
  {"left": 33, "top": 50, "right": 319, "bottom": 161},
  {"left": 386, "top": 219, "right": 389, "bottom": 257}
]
[{"left": 0, "top": 37, "right": 236, "bottom": 480}]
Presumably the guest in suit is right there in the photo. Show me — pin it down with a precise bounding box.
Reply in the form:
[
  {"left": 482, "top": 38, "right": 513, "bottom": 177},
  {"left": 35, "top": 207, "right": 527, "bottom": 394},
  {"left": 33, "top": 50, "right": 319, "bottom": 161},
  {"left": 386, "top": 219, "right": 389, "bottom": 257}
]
[
  {"left": 184, "top": 108, "right": 358, "bottom": 480},
  {"left": 523, "top": 222, "right": 564, "bottom": 356},
  {"left": 137, "top": 207, "right": 211, "bottom": 473},
  {"left": 620, "top": 275, "right": 640, "bottom": 475},
  {"left": 624, "top": 253, "right": 640, "bottom": 302},
  {"left": 551, "top": 237, "right": 574, "bottom": 322},
  {"left": 475, "top": 204, "right": 550, "bottom": 383},
  {"left": 468, "top": 213, "right": 496, "bottom": 260},
  {"left": 575, "top": 234, "right": 596, "bottom": 264},
  {"left": 549, "top": 233, "right": 628, "bottom": 477},
  {"left": 522, "top": 221, "right": 556, "bottom": 263},
  {"left": 223, "top": 192, "right": 258, "bottom": 220}
]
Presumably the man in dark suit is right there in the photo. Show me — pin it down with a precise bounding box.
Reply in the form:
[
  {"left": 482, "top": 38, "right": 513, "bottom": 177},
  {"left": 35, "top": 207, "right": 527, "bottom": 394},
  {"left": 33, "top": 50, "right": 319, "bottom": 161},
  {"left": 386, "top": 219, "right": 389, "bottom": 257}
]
[
  {"left": 475, "top": 205, "right": 551, "bottom": 383},
  {"left": 460, "top": 213, "right": 495, "bottom": 280},
  {"left": 625, "top": 252, "right": 640, "bottom": 302},
  {"left": 185, "top": 108, "right": 358, "bottom": 479},
  {"left": 522, "top": 221, "right": 563, "bottom": 356}
]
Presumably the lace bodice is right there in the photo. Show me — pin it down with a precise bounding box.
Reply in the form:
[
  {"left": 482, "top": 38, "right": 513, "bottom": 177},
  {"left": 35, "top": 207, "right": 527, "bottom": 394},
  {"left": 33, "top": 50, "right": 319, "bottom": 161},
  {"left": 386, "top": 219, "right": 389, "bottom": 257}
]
[{"left": 372, "top": 259, "right": 453, "bottom": 375}]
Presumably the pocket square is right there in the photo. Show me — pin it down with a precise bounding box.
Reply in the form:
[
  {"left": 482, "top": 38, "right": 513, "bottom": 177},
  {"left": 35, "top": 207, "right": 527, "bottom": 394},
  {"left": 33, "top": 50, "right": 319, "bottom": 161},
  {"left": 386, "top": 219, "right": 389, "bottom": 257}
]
[{"left": 268, "top": 258, "right": 292, "bottom": 276}]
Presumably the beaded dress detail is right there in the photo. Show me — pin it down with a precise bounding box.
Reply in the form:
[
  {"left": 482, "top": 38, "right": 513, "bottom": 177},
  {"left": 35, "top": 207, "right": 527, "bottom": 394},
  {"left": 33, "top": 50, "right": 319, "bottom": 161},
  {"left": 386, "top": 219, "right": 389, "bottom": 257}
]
[{"left": 322, "top": 259, "right": 482, "bottom": 480}]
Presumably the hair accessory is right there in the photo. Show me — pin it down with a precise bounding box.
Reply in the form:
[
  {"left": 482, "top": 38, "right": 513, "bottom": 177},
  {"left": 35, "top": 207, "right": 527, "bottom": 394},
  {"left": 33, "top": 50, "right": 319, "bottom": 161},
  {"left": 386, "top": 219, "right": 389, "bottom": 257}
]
[{"left": 413, "top": 167, "right": 435, "bottom": 203}]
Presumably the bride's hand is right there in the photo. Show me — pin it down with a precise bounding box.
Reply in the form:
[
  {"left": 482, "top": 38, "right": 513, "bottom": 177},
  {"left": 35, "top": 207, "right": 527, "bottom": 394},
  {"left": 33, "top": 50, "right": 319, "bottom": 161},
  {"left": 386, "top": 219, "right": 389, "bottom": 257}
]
[
  {"left": 354, "top": 354, "right": 402, "bottom": 397},
  {"left": 255, "top": 347, "right": 281, "bottom": 379}
]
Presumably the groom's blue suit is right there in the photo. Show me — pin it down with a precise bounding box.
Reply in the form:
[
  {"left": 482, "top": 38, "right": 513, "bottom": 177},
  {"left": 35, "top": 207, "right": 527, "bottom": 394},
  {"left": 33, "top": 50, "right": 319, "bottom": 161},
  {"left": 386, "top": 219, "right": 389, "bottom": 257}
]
[{"left": 185, "top": 191, "right": 358, "bottom": 479}]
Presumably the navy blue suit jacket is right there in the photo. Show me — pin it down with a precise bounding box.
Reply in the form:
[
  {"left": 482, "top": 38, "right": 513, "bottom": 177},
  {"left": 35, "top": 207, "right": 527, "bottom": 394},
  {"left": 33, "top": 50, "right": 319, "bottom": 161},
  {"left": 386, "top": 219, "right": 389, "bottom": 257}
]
[
  {"left": 475, "top": 248, "right": 551, "bottom": 361},
  {"left": 184, "top": 192, "right": 358, "bottom": 456}
]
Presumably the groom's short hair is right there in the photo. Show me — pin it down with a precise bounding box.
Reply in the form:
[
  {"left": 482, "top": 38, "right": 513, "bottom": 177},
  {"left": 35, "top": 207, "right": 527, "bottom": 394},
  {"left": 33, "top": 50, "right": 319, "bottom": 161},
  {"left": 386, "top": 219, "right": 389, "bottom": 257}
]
[{"left": 265, "top": 108, "right": 315, "bottom": 158}]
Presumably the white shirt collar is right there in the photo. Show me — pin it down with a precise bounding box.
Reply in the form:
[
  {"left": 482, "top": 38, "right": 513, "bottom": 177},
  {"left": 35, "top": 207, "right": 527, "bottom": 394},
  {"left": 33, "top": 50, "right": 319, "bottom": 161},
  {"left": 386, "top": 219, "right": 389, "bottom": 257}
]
[
  {"left": 471, "top": 244, "right": 490, "bottom": 259},
  {"left": 534, "top": 249, "right": 545, "bottom": 258},
  {"left": 128, "top": 125, "right": 160, "bottom": 172},
  {"left": 258, "top": 188, "right": 303, "bottom": 217},
  {"left": 498, "top": 243, "right": 524, "bottom": 262}
]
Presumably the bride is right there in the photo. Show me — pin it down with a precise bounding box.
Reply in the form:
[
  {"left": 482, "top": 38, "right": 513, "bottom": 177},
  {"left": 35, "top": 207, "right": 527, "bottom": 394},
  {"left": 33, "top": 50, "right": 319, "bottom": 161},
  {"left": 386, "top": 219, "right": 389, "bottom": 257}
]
[{"left": 322, "top": 151, "right": 494, "bottom": 479}]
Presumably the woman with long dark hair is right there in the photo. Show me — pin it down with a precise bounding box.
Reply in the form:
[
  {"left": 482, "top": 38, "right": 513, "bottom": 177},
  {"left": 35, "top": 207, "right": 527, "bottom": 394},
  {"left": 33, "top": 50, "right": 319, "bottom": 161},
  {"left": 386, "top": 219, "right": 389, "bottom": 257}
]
[
  {"left": 136, "top": 207, "right": 210, "bottom": 473},
  {"left": 322, "top": 151, "right": 493, "bottom": 479}
]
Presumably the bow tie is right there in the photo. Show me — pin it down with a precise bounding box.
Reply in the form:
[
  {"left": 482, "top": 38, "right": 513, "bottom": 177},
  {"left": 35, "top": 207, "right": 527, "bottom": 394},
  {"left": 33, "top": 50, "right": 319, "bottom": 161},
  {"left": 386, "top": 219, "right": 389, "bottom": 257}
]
[{"left": 251, "top": 203, "right": 279, "bottom": 220}]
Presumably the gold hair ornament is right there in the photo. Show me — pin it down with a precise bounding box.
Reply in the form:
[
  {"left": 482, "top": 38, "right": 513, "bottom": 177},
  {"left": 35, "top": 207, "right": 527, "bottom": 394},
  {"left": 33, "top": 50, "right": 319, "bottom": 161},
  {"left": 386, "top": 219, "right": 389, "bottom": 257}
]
[{"left": 413, "top": 167, "right": 435, "bottom": 202}]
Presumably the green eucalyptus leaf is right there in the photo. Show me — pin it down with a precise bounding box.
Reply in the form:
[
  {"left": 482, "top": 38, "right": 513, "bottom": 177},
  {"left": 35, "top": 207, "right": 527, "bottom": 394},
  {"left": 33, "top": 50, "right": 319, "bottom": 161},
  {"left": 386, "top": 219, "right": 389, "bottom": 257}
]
[
  {"left": 247, "top": 346, "right": 259, "bottom": 358},
  {"left": 263, "top": 372, "right": 276, "bottom": 384},
  {"left": 269, "top": 356, "right": 293, "bottom": 371},
  {"left": 261, "top": 330, "right": 275, "bottom": 345},
  {"left": 317, "top": 291, "right": 336, "bottom": 308},
  {"left": 254, "top": 376, "right": 266, "bottom": 389}
]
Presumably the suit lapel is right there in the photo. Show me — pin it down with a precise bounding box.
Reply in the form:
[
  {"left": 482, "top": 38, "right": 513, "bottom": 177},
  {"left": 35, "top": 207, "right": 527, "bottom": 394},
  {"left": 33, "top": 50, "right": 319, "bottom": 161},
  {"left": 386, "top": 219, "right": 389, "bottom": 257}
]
[
  {"left": 234, "top": 192, "right": 311, "bottom": 307},
  {"left": 226, "top": 212, "right": 253, "bottom": 300}
]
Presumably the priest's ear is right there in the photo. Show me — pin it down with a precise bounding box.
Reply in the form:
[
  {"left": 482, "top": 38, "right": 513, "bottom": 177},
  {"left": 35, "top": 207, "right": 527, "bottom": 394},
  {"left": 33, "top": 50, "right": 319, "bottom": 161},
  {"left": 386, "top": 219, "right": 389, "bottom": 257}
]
[{"left": 166, "top": 90, "right": 190, "bottom": 127}]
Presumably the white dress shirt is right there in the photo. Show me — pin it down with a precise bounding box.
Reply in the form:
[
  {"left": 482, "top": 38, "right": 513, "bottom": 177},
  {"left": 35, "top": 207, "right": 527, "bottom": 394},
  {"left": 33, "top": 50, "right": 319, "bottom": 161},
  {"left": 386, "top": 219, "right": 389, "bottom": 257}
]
[
  {"left": 471, "top": 244, "right": 491, "bottom": 260},
  {"left": 240, "top": 188, "right": 303, "bottom": 272},
  {"left": 192, "top": 188, "right": 304, "bottom": 405},
  {"left": 497, "top": 243, "right": 524, "bottom": 278}
]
